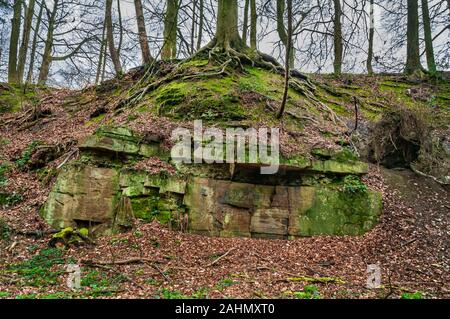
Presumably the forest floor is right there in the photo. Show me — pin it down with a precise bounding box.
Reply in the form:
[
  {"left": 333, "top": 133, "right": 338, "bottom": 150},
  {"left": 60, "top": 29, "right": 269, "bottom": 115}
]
[{"left": 0, "top": 72, "right": 449, "bottom": 299}]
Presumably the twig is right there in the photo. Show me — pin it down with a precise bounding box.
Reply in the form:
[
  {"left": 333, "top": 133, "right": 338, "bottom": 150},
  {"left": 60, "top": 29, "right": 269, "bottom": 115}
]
[{"left": 205, "top": 247, "right": 236, "bottom": 267}]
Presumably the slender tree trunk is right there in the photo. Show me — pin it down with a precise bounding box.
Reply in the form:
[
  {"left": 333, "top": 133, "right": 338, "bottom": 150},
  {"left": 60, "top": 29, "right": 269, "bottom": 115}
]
[
  {"left": 190, "top": 0, "right": 197, "bottom": 54},
  {"left": 17, "top": 0, "right": 35, "bottom": 83},
  {"left": 333, "top": 0, "right": 343, "bottom": 76},
  {"left": 101, "top": 37, "right": 108, "bottom": 82},
  {"left": 405, "top": 0, "right": 423, "bottom": 74},
  {"left": 26, "top": 0, "right": 43, "bottom": 84},
  {"left": 196, "top": 0, "right": 203, "bottom": 50},
  {"left": 8, "top": 0, "right": 22, "bottom": 83},
  {"left": 250, "top": 0, "right": 257, "bottom": 50},
  {"left": 134, "top": 0, "right": 152, "bottom": 64},
  {"left": 105, "top": 0, "right": 122, "bottom": 75},
  {"left": 367, "top": 0, "right": 374, "bottom": 75},
  {"left": 117, "top": 0, "right": 123, "bottom": 55},
  {"left": 277, "top": 0, "right": 292, "bottom": 119},
  {"left": 242, "top": 0, "right": 249, "bottom": 44},
  {"left": 421, "top": 0, "right": 436, "bottom": 74},
  {"left": 162, "top": 0, "right": 179, "bottom": 59},
  {"left": 276, "top": 0, "right": 294, "bottom": 68},
  {"left": 38, "top": 0, "right": 58, "bottom": 84},
  {"left": 96, "top": 19, "right": 107, "bottom": 84}
]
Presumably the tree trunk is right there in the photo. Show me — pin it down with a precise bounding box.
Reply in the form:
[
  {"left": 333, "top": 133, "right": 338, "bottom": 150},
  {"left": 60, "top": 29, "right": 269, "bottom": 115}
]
[
  {"left": 105, "top": 0, "right": 122, "bottom": 75},
  {"left": 96, "top": 19, "right": 107, "bottom": 84},
  {"left": 190, "top": 0, "right": 197, "bottom": 54},
  {"left": 196, "top": 0, "right": 203, "bottom": 50},
  {"left": 250, "top": 0, "right": 257, "bottom": 50},
  {"left": 333, "top": 0, "right": 343, "bottom": 76},
  {"left": 367, "top": 0, "right": 374, "bottom": 75},
  {"left": 242, "top": 0, "right": 249, "bottom": 44},
  {"left": 277, "top": 0, "right": 292, "bottom": 119},
  {"left": 38, "top": 0, "right": 58, "bottom": 85},
  {"left": 8, "top": 0, "right": 22, "bottom": 84},
  {"left": 215, "top": 0, "right": 243, "bottom": 49},
  {"left": 162, "top": 0, "right": 178, "bottom": 59},
  {"left": 405, "top": 0, "right": 423, "bottom": 74},
  {"left": 134, "top": 0, "right": 152, "bottom": 64},
  {"left": 276, "top": 0, "right": 294, "bottom": 68},
  {"left": 116, "top": 0, "right": 123, "bottom": 55},
  {"left": 421, "top": 0, "right": 436, "bottom": 74},
  {"left": 17, "top": 0, "right": 35, "bottom": 83},
  {"left": 26, "top": 0, "right": 43, "bottom": 84}
]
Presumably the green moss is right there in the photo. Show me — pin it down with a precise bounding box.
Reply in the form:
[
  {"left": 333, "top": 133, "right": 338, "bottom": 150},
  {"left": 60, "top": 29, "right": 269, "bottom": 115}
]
[
  {"left": 295, "top": 187, "right": 382, "bottom": 236},
  {"left": 85, "top": 113, "right": 106, "bottom": 127},
  {"left": 0, "top": 83, "right": 40, "bottom": 113}
]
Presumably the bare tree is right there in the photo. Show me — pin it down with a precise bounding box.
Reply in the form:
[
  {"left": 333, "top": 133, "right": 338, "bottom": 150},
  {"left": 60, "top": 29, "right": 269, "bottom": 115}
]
[
  {"left": 162, "top": 0, "right": 179, "bottom": 59},
  {"left": 333, "top": 0, "right": 343, "bottom": 75},
  {"left": 277, "top": 0, "right": 293, "bottom": 119},
  {"left": 8, "top": 0, "right": 22, "bottom": 83},
  {"left": 134, "top": 0, "right": 153, "bottom": 64},
  {"left": 405, "top": 0, "right": 423, "bottom": 74},
  {"left": 367, "top": 0, "right": 375, "bottom": 75},
  {"left": 421, "top": 0, "right": 436, "bottom": 74},
  {"left": 17, "top": 0, "right": 35, "bottom": 83}
]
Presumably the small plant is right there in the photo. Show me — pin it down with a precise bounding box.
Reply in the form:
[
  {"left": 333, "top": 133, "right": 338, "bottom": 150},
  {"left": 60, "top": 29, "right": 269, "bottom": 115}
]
[
  {"left": 0, "top": 217, "right": 10, "bottom": 241},
  {"left": 215, "top": 278, "right": 236, "bottom": 291},
  {"left": 16, "top": 140, "right": 40, "bottom": 168},
  {"left": 401, "top": 291, "right": 424, "bottom": 299},
  {"left": 8, "top": 248, "right": 66, "bottom": 286},
  {"left": 0, "top": 292, "right": 11, "bottom": 298},
  {"left": 0, "top": 163, "right": 9, "bottom": 186},
  {"left": 146, "top": 278, "right": 160, "bottom": 286},
  {"left": 159, "top": 288, "right": 188, "bottom": 299},
  {"left": 291, "top": 285, "right": 321, "bottom": 299},
  {"left": 342, "top": 175, "right": 368, "bottom": 194},
  {"left": 0, "top": 192, "right": 23, "bottom": 208}
]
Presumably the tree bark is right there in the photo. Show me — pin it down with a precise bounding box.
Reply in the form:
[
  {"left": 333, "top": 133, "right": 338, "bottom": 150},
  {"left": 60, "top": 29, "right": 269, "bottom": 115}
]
[
  {"left": 242, "top": 0, "right": 249, "bottom": 44},
  {"left": 333, "top": 0, "right": 343, "bottom": 76},
  {"left": 116, "top": 0, "right": 123, "bottom": 56},
  {"left": 250, "top": 0, "right": 257, "bottom": 50},
  {"left": 405, "top": 0, "right": 423, "bottom": 74},
  {"left": 277, "top": 0, "right": 292, "bottom": 119},
  {"left": 38, "top": 0, "right": 58, "bottom": 84},
  {"left": 105, "top": 0, "right": 122, "bottom": 75},
  {"left": 26, "top": 0, "right": 43, "bottom": 84},
  {"left": 276, "top": 0, "right": 294, "bottom": 68},
  {"left": 162, "top": 0, "right": 179, "bottom": 59},
  {"left": 8, "top": 0, "right": 22, "bottom": 83},
  {"left": 17, "top": 0, "right": 35, "bottom": 83},
  {"left": 190, "top": 0, "right": 197, "bottom": 54},
  {"left": 215, "top": 0, "right": 243, "bottom": 49},
  {"left": 421, "top": 0, "right": 436, "bottom": 74},
  {"left": 96, "top": 19, "right": 107, "bottom": 84},
  {"left": 134, "top": 0, "right": 152, "bottom": 64},
  {"left": 367, "top": 0, "right": 374, "bottom": 75},
  {"left": 196, "top": 0, "right": 203, "bottom": 50}
]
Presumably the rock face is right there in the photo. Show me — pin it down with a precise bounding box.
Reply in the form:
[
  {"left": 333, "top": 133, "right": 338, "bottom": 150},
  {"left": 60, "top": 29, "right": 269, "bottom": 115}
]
[
  {"left": 184, "top": 177, "right": 381, "bottom": 238},
  {"left": 42, "top": 165, "right": 125, "bottom": 234},
  {"left": 41, "top": 126, "right": 383, "bottom": 238}
]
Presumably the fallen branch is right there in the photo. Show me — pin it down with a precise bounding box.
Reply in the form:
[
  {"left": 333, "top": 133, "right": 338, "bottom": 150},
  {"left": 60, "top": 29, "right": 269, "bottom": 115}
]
[
  {"left": 286, "top": 276, "right": 346, "bottom": 284},
  {"left": 410, "top": 164, "right": 449, "bottom": 185},
  {"left": 206, "top": 247, "right": 236, "bottom": 267}
]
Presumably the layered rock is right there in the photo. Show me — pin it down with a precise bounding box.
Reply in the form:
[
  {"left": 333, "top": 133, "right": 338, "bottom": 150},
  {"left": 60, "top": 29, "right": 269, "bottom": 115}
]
[{"left": 41, "top": 126, "right": 383, "bottom": 238}]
